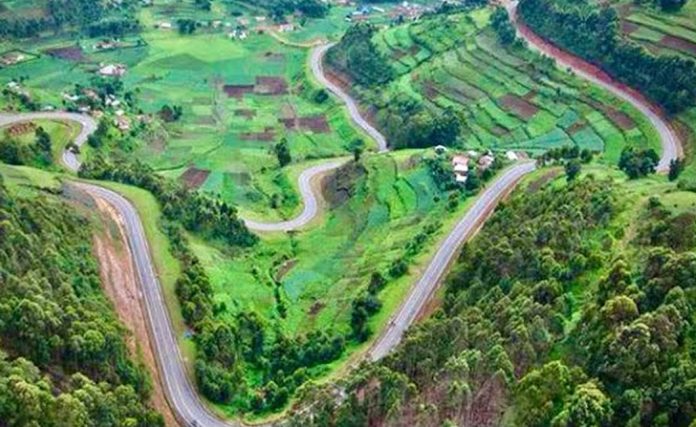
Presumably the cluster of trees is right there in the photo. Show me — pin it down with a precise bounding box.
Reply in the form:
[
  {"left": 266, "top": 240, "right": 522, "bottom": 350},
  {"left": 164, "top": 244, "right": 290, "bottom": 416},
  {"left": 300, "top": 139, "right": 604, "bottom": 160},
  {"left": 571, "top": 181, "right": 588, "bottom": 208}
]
[
  {"left": 177, "top": 18, "right": 198, "bottom": 35},
  {"left": 0, "top": 0, "right": 140, "bottom": 39},
  {"left": 0, "top": 174, "right": 163, "bottom": 426},
  {"left": 618, "top": 146, "right": 659, "bottom": 178},
  {"left": 637, "top": 196, "right": 696, "bottom": 252},
  {"left": 242, "top": 0, "right": 328, "bottom": 20},
  {"left": 79, "top": 155, "right": 258, "bottom": 247},
  {"left": 86, "top": 18, "right": 140, "bottom": 38},
  {"left": 639, "top": 0, "right": 691, "bottom": 11},
  {"left": 0, "top": 126, "right": 53, "bottom": 166},
  {"left": 377, "top": 98, "right": 462, "bottom": 149},
  {"left": 350, "top": 273, "right": 386, "bottom": 341},
  {"left": 326, "top": 23, "right": 395, "bottom": 87},
  {"left": 537, "top": 144, "right": 595, "bottom": 181},
  {"left": 274, "top": 138, "right": 292, "bottom": 167},
  {"left": 518, "top": 0, "right": 696, "bottom": 114},
  {"left": 491, "top": 7, "right": 517, "bottom": 45},
  {"left": 158, "top": 104, "right": 183, "bottom": 122}
]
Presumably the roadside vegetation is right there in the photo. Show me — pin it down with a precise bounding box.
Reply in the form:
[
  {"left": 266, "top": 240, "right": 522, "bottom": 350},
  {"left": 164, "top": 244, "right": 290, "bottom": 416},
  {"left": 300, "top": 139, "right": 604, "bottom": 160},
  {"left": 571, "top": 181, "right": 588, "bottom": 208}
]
[
  {"left": 290, "top": 172, "right": 696, "bottom": 427},
  {"left": 0, "top": 167, "right": 164, "bottom": 426}
]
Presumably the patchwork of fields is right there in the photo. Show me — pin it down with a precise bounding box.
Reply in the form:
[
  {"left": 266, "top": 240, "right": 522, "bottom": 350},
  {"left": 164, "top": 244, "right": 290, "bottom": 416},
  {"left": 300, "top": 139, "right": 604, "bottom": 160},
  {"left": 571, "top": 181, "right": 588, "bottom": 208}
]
[
  {"left": 195, "top": 151, "right": 445, "bottom": 336},
  {"left": 615, "top": 0, "right": 696, "bottom": 60},
  {"left": 0, "top": 4, "right": 368, "bottom": 220},
  {"left": 610, "top": 0, "right": 696, "bottom": 179},
  {"left": 367, "top": 9, "right": 659, "bottom": 163}
]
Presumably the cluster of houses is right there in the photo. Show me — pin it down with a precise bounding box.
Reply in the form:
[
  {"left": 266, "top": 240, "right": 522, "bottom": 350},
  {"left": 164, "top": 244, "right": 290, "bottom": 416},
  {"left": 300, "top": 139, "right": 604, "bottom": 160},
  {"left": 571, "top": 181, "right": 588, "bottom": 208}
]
[
  {"left": 342, "top": 1, "right": 435, "bottom": 22},
  {"left": 155, "top": 14, "right": 295, "bottom": 40},
  {"left": 5, "top": 81, "right": 30, "bottom": 98},
  {"left": 437, "top": 145, "right": 520, "bottom": 184}
]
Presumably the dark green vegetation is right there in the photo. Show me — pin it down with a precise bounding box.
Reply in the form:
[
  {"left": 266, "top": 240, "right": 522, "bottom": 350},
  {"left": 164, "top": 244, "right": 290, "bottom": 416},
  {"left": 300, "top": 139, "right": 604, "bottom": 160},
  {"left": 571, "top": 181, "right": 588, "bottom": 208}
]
[
  {"left": 0, "top": 172, "right": 163, "bottom": 426},
  {"left": 79, "top": 156, "right": 257, "bottom": 247},
  {"left": 290, "top": 174, "right": 696, "bottom": 427},
  {"left": 326, "top": 23, "right": 395, "bottom": 87},
  {"left": 0, "top": 125, "right": 53, "bottom": 166},
  {"left": 0, "top": 0, "right": 141, "bottom": 39},
  {"left": 518, "top": 0, "right": 696, "bottom": 114},
  {"left": 243, "top": 0, "right": 329, "bottom": 20}
]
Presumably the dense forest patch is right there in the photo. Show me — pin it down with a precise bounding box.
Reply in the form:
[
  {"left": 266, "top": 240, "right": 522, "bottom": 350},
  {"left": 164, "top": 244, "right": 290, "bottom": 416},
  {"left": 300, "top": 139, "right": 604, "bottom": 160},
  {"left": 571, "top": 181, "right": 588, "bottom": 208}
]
[
  {"left": 289, "top": 175, "right": 696, "bottom": 427},
  {"left": 0, "top": 172, "right": 163, "bottom": 426}
]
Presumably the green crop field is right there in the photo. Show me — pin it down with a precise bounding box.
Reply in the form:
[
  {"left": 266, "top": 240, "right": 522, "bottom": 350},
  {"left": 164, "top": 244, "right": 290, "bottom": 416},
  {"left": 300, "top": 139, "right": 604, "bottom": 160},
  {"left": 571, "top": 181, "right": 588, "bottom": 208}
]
[
  {"left": 367, "top": 8, "right": 657, "bottom": 164},
  {"left": 609, "top": 0, "right": 696, "bottom": 181},
  {"left": 613, "top": 0, "right": 696, "bottom": 60}
]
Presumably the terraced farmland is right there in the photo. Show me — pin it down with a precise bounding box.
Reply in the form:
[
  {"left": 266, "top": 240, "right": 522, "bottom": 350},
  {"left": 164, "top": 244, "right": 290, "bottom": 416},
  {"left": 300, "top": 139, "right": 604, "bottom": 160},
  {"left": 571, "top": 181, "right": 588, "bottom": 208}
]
[
  {"left": 368, "top": 8, "right": 659, "bottom": 162},
  {"left": 615, "top": 0, "right": 696, "bottom": 60}
]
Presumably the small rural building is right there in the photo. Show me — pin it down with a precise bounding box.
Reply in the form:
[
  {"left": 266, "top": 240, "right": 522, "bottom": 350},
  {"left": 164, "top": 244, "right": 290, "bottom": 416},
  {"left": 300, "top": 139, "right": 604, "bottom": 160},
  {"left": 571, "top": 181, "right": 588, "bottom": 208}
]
[
  {"left": 277, "top": 23, "right": 295, "bottom": 32},
  {"left": 478, "top": 153, "right": 495, "bottom": 170},
  {"left": 98, "top": 63, "right": 127, "bottom": 77},
  {"left": 114, "top": 114, "right": 131, "bottom": 131},
  {"left": 158, "top": 22, "right": 173, "bottom": 29},
  {"left": 452, "top": 154, "right": 470, "bottom": 183},
  {"left": 506, "top": 151, "right": 519, "bottom": 161}
]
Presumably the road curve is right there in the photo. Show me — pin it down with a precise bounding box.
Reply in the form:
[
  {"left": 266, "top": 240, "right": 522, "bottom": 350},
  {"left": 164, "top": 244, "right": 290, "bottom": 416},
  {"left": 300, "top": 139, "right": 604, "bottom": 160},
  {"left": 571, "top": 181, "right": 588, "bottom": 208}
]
[
  {"left": 243, "top": 159, "right": 345, "bottom": 232},
  {"left": 1, "top": 14, "right": 681, "bottom": 423},
  {"left": 309, "top": 44, "right": 389, "bottom": 153},
  {"left": 73, "top": 182, "right": 240, "bottom": 427},
  {"left": 505, "top": 0, "right": 681, "bottom": 172},
  {"left": 0, "top": 111, "right": 97, "bottom": 172},
  {"left": 369, "top": 160, "right": 537, "bottom": 360}
]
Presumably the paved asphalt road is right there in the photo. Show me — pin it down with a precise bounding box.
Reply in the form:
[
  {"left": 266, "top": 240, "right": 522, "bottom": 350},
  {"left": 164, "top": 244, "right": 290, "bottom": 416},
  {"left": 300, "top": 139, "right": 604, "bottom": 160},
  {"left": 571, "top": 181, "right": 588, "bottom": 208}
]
[
  {"left": 73, "top": 182, "right": 240, "bottom": 427},
  {"left": 505, "top": 0, "right": 681, "bottom": 172},
  {"left": 309, "top": 43, "right": 389, "bottom": 153},
  {"left": 368, "top": 160, "right": 537, "bottom": 360},
  {"left": 0, "top": 111, "right": 97, "bottom": 172},
  {"left": 243, "top": 159, "right": 345, "bottom": 232},
  {"left": 0, "top": 21, "right": 682, "bottom": 424}
]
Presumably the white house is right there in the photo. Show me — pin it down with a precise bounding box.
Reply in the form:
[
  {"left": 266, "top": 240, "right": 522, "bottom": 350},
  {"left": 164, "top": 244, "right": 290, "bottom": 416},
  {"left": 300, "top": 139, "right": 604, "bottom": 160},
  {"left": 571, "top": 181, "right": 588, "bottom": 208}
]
[
  {"left": 452, "top": 154, "right": 470, "bottom": 183},
  {"left": 98, "top": 63, "right": 127, "bottom": 77}
]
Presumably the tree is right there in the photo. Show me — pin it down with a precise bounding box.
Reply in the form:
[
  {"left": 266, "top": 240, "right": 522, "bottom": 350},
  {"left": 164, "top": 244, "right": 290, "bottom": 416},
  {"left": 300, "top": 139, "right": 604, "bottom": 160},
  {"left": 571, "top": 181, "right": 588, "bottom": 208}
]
[
  {"left": 352, "top": 145, "right": 363, "bottom": 162},
  {"left": 551, "top": 382, "right": 613, "bottom": 427},
  {"left": 274, "top": 138, "right": 292, "bottom": 167},
  {"left": 491, "top": 7, "right": 517, "bottom": 45},
  {"left": 313, "top": 89, "right": 329, "bottom": 104},
  {"left": 618, "top": 147, "right": 659, "bottom": 179},
  {"left": 565, "top": 159, "right": 582, "bottom": 182},
  {"left": 177, "top": 19, "right": 197, "bottom": 34},
  {"left": 668, "top": 158, "right": 683, "bottom": 181}
]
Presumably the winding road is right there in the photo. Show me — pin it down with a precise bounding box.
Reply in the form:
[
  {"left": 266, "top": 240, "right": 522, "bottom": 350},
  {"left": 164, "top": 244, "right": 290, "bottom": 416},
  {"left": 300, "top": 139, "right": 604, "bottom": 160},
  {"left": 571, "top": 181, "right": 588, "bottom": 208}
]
[
  {"left": 309, "top": 43, "right": 389, "bottom": 153},
  {"left": 505, "top": 0, "right": 681, "bottom": 172},
  {"left": 0, "top": 111, "right": 97, "bottom": 172},
  {"left": 0, "top": 12, "right": 683, "bottom": 425},
  {"left": 242, "top": 159, "right": 345, "bottom": 232}
]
